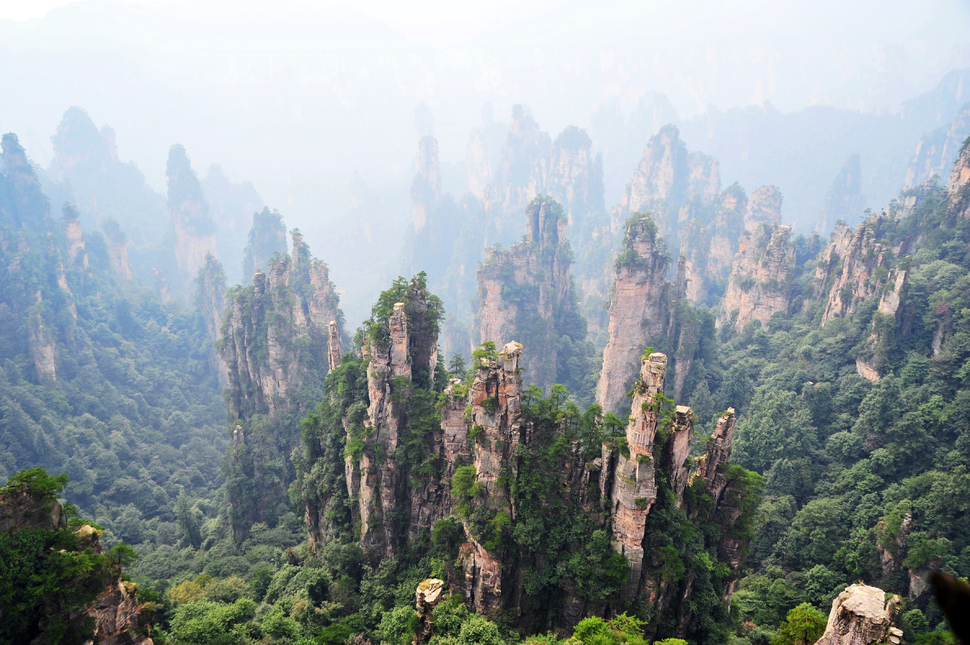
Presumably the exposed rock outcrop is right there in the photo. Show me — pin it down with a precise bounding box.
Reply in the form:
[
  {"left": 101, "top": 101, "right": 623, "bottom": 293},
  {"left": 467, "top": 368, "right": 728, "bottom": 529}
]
[
  {"left": 195, "top": 253, "right": 228, "bottom": 388},
  {"left": 477, "top": 197, "right": 572, "bottom": 392},
  {"left": 546, "top": 126, "right": 605, "bottom": 220},
  {"left": 63, "top": 205, "right": 89, "bottom": 273},
  {"left": 103, "top": 218, "right": 133, "bottom": 280},
  {"left": 615, "top": 125, "right": 720, "bottom": 237},
  {"left": 220, "top": 236, "right": 341, "bottom": 537},
  {"left": 241, "top": 207, "right": 287, "bottom": 280},
  {"left": 414, "top": 579, "right": 446, "bottom": 645},
  {"left": 596, "top": 215, "right": 671, "bottom": 413},
  {"left": 815, "top": 584, "right": 902, "bottom": 645},
  {"left": 816, "top": 154, "right": 866, "bottom": 236},
  {"left": 906, "top": 102, "right": 970, "bottom": 190},
  {"left": 604, "top": 353, "right": 667, "bottom": 597},
  {"left": 814, "top": 215, "right": 900, "bottom": 326},
  {"left": 27, "top": 292, "right": 57, "bottom": 383},
  {"left": 946, "top": 136, "right": 970, "bottom": 218},
  {"left": 718, "top": 222, "right": 795, "bottom": 330},
  {"left": 855, "top": 267, "right": 908, "bottom": 381},
  {"left": 167, "top": 144, "right": 218, "bottom": 289},
  {"left": 0, "top": 489, "right": 155, "bottom": 645},
  {"left": 745, "top": 185, "right": 783, "bottom": 230}
]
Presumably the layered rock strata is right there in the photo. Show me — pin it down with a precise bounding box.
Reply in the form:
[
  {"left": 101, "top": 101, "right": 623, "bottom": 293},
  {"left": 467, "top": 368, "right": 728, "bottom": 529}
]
[
  {"left": 718, "top": 223, "right": 795, "bottom": 330},
  {"left": 745, "top": 185, "right": 783, "bottom": 230}
]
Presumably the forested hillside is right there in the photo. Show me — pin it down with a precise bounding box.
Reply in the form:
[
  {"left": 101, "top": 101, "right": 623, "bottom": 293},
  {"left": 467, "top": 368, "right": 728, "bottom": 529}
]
[{"left": 1, "top": 108, "right": 969, "bottom": 645}]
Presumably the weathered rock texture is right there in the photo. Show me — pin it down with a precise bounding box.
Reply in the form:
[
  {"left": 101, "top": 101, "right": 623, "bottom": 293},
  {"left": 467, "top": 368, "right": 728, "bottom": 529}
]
[
  {"left": 718, "top": 222, "right": 795, "bottom": 330},
  {"left": 946, "top": 136, "right": 970, "bottom": 218},
  {"left": 855, "top": 267, "right": 908, "bottom": 381},
  {"left": 906, "top": 102, "right": 970, "bottom": 190},
  {"left": 414, "top": 578, "right": 446, "bottom": 645},
  {"left": 546, "top": 126, "right": 605, "bottom": 220},
  {"left": 815, "top": 584, "right": 901, "bottom": 645},
  {"left": 813, "top": 215, "right": 901, "bottom": 326},
  {"left": 596, "top": 216, "right": 671, "bottom": 413},
  {"left": 615, "top": 125, "right": 719, "bottom": 237},
  {"left": 241, "top": 207, "right": 287, "bottom": 280},
  {"left": 816, "top": 154, "right": 866, "bottom": 236},
  {"left": 595, "top": 355, "right": 750, "bottom": 628},
  {"left": 220, "top": 235, "right": 340, "bottom": 537},
  {"left": 0, "top": 489, "right": 155, "bottom": 645},
  {"left": 745, "top": 185, "right": 783, "bottom": 229},
  {"left": 166, "top": 144, "right": 218, "bottom": 289},
  {"left": 477, "top": 197, "right": 572, "bottom": 392},
  {"left": 604, "top": 353, "right": 668, "bottom": 596}
]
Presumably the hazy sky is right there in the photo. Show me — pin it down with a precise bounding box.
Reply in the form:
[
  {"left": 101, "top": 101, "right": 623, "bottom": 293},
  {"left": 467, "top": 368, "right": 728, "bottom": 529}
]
[
  {"left": 1, "top": 0, "right": 969, "bottom": 246},
  {"left": 3, "top": 0, "right": 968, "bottom": 184}
]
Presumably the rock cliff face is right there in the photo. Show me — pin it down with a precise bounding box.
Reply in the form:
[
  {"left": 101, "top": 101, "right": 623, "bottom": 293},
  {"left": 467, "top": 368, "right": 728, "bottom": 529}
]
[
  {"left": 497, "top": 106, "right": 553, "bottom": 222},
  {"left": 718, "top": 222, "right": 795, "bottom": 330},
  {"left": 1, "top": 133, "right": 57, "bottom": 236},
  {"left": 616, "top": 125, "right": 720, "bottom": 237},
  {"left": 596, "top": 216, "right": 671, "bottom": 413},
  {"left": 195, "top": 253, "right": 229, "bottom": 388},
  {"left": 815, "top": 584, "right": 902, "bottom": 645},
  {"left": 594, "top": 355, "right": 751, "bottom": 629},
  {"left": 855, "top": 267, "right": 908, "bottom": 381},
  {"left": 477, "top": 197, "right": 572, "bottom": 392},
  {"left": 814, "top": 215, "right": 900, "bottom": 326},
  {"left": 602, "top": 353, "right": 668, "bottom": 597},
  {"left": 467, "top": 104, "right": 507, "bottom": 200},
  {"left": 412, "top": 136, "right": 442, "bottom": 231},
  {"left": 745, "top": 185, "right": 783, "bottom": 229},
  {"left": 546, "top": 126, "right": 605, "bottom": 220},
  {"left": 220, "top": 235, "right": 341, "bottom": 537},
  {"left": 0, "top": 490, "right": 156, "bottom": 645},
  {"left": 906, "top": 103, "right": 970, "bottom": 190},
  {"left": 241, "top": 207, "right": 287, "bottom": 280},
  {"left": 946, "top": 137, "right": 970, "bottom": 218},
  {"left": 166, "top": 144, "right": 219, "bottom": 289},
  {"left": 102, "top": 218, "right": 133, "bottom": 280},
  {"left": 816, "top": 154, "right": 867, "bottom": 236}
]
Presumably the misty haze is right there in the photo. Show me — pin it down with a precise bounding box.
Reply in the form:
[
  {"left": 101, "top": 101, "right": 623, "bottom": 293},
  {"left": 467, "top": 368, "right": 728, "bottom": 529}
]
[{"left": 0, "top": 1, "right": 969, "bottom": 644}]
